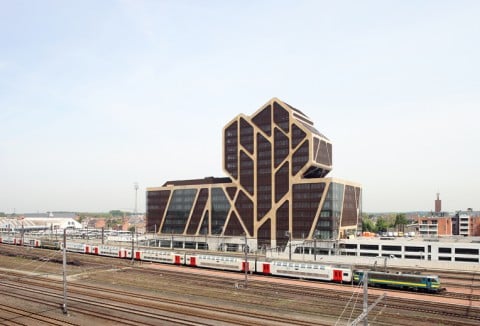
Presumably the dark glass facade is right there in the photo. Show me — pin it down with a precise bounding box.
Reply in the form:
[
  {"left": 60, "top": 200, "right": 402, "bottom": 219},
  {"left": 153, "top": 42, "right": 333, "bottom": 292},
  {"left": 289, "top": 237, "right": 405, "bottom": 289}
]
[{"left": 147, "top": 98, "right": 362, "bottom": 248}]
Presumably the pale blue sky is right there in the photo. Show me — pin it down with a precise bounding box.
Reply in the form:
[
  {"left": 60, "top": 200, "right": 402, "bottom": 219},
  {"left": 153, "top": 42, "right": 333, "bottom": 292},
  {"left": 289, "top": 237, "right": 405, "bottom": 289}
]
[{"left": 1, "top": 1, "right": 479, "bottom": 213}]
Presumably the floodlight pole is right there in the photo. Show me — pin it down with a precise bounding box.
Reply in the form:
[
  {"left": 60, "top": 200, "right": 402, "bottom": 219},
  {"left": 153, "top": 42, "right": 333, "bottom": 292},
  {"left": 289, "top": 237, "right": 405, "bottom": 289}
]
[{"left": 62, "top": 229, "right": 68, "bottom": 315}]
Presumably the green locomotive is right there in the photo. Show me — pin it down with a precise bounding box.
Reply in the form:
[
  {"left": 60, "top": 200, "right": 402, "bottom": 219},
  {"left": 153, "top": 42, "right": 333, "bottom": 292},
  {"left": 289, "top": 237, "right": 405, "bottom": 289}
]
[{"left": 353, "top": 270, "right": 443, "bottom": 292}]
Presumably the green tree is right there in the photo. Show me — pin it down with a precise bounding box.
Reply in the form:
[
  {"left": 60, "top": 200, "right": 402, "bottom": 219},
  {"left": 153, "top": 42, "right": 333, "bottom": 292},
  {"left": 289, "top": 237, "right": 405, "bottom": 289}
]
[
  {"left": 375, "top": 217, "right": 389, "bottom": 232},
  {"left": 394, "top": 213, "right": 408, "bottom": 232},
  {"left": 362, "top": 218, "right": 377, "bottom": 233}
]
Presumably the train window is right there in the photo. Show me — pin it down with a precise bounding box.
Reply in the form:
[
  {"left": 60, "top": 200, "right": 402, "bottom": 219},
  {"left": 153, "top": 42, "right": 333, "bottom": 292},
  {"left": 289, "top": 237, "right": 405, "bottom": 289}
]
[
  {"left": 455, "top": 248, "right": 479, "bottom": 255},
  {"left": 343, "top": 273, "right": 349, "bottom": 276},
  {"left": 313, "top": 265, "right": 318, "bottom": 269},
  {"left": 282, "top": 262, "right": 287, "bottom": 266},
  {"left": 300, "top": 264, "right": 305, "bottom": 268}
]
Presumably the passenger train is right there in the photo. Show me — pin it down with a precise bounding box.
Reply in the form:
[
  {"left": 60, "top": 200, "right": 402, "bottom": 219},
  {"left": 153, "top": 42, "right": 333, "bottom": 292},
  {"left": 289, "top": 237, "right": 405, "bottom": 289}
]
[{"left": 0, "top": 236, "right": 443, "bottom": 292}]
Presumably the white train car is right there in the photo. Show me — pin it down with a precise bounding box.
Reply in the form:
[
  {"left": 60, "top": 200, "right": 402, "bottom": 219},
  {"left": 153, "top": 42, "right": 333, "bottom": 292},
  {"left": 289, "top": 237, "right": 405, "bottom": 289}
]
[
  {"left": 136, "top": 250, "right": 184, "bottom": 265},
  {"left": 66, "top": 242, "right": 90, "bottom": 254},
  {"left": 1, "top": 237, "right": 18, "bottom": 245},
  {"left": 185, "top": 254, "right": 254, "bottom": 272},
  {"left": 24, "top": 238, "right": 41, "bottom": 248},
  {"left": 92, "top": 245, "right": 129, "bottom": 258},
  {"left": 257, "top": 260, "right": 352, "bottom": 283}
]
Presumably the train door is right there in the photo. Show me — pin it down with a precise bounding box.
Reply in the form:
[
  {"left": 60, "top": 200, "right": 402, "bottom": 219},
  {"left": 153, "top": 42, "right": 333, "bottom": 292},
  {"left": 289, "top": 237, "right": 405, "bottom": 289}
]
[
  {"left": 189, "top": 256, "right": 196, "bottom": 266},
  {"left": 262, "top": 263, "right": 271, "bottom": 275},
  {"left": 85, "top": 246, "right": 90, "bottom": 254},
  {"left": 135, "top": 251, "right": 141, "bottom": 260},
  {"left": 93, "top": 247, "right": 99, "bottom": 255},
  {"left": 426, "top": 278, "right": 432, "bottom": 289},
  {"left": 174, "top": 255, "right": 182, "bottom": 265},
  {"left": 333, "top": 270, "right": 343, "bottom": 282},
  {"left": 242, "top": 261, "right": 249, "bottom": 272}
]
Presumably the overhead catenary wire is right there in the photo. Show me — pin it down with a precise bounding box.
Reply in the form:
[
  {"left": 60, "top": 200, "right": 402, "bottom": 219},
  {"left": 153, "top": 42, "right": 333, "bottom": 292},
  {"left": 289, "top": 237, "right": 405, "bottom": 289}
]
[{"left": 335, "top": 280, "right": 364, "bottom": 326}]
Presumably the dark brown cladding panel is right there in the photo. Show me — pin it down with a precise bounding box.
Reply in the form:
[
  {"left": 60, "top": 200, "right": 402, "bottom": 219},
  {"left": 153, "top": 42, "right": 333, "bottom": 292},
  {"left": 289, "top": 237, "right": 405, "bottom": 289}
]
[
  {"left": 224, "top": 121, "right": 238, "bottom": 179},
  {"left": 257, "top": 219, "right": 271, "bottom": 249},
  {"left": 186, "top": 188, "right": 208, "bottom": 234},
  {"left": 240, "top": 118, "right": 254, "bottom": 154},
  {"left": 273, "top": 101, "right": 289, "bottom": 133},
  {"left": 226, "top": 186, "right": 237, "bottom": 200},
  {"left": 292, "top": 183, "right": 325, "bottom": 238},
  {"left": 355, "top": 187, "right": 361, "bottom": 205},
  {"left": 199, "top": 210, "right": 209, "bottom": 234},
  {"left": 315, "top": 140, "right": 331, "bottom": 166},
  {"left": 341, "top": 185, "right": 359, "bottom": 227},
  {"left": 235, "top": 190, "right": 254, "bottom": 236},
  {"left": 239, "top": 150, "right": 254, "bottom": 195},
  {"left": 274, "top": 127, "right": 289, "bottom": 168},
  {"left": 291, "top": 124, "right": 306, "bottom": 149},
  {"left": 275, "top": 161, "right": 289, "bottom": 203},
  {"left": 292, "top": 140, "right": 309, "bottom": 176},
  {"left": 224, "top": 211, "right": 244, "bottom": 236},
  {"left": 276, "top": 201, "right": 290, "bottom": 248},
  {"left": 256, "top": 133, "right": 271, "bottom": 220},
  {"left": 327, "top": 143, "right": 332, "bottom": 166},
  {"left": 146, "top": 190, "right": 171, "bottom": 231},
  {"left": 252, "top": 104, "right": 272, "bottom": 136}
]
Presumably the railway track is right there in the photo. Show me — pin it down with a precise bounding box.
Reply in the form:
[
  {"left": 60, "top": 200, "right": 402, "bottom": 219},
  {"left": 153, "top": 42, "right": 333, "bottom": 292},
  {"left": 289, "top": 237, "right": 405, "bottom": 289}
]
[
  {"left": 0, "top": 303, "right": 76, "bottom": 326},
  {"left": 0, "top": 270, "right": 323, "bottom": 326},
  {"left": 2, "top": 243, "right": 480, "bottom": 325}
]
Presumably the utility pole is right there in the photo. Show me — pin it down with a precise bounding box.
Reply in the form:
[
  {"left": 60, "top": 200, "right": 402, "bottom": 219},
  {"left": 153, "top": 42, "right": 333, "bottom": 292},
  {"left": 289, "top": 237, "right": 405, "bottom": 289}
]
[
  {"left": 285, "top": 231, "right": 292, "bottom": 260},
  {"left": 62, "top": 229, "right": 68, "bottom": 315},
  {"left": 244, "top": 235, "right": 248, "bottom": 288},
  {"left": 349, "top": 271, "right": 387, "bottom": 326},
  {"left": 363, "top": 271, "right": 368, "bottom": 326},
  {"left": 21, "top": 222, "right": 24, "bottom": 246},
  {"left": 131, "top": 231, "right": 135, "bottom": 264}
]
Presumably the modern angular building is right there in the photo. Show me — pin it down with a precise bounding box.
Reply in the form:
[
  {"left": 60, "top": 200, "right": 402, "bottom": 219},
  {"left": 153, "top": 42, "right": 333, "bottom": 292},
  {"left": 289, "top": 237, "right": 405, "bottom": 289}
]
[{"left": 147, "top": 98, "right": 362, "bottom": 249}]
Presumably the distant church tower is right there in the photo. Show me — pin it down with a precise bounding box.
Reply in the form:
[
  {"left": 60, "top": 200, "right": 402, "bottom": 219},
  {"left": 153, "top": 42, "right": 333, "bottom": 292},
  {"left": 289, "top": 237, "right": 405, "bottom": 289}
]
[{"left": 435, "top": 193, "right": 442, "bottom": 214}]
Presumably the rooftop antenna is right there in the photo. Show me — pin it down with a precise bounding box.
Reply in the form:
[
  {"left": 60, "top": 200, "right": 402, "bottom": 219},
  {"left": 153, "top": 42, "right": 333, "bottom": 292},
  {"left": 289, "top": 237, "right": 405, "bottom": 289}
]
[{"left": 134, "top": 182, "right": 139, "bottom": 217}]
